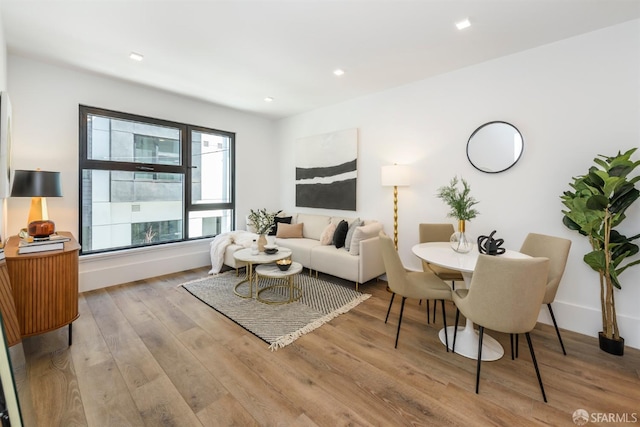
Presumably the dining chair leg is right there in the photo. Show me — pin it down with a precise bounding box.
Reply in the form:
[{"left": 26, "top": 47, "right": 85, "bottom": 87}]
[
  {"left": 440, "top": 299, "right": 449, "bottom": 352},
  {"left": 476, "top": 326, "right": 484, "bottom": 394},
  {"left": 395, "top": 297, "right": 407, "bottom": 348},
  {"left": 453, "top": 309, "right": 460, "bottom": 353},
  {"left": 426, "top": 300, "right": 431, "bottom": 324},
  {"left": 547, "top": 304, "right": 567, "bottom": 355},
  {"left": 385, "top": 293, "right": 396, "bottom": 323},
  {"left": 516, "top": 334, "right": 519, "bottom": 358},
  {"left": 424, "top": 300, "right": 430, "bottom": 325},
  {"left": 525, "top": 332, "right": 547, "bottom": 403},
  {"left": 510, "top": 334, "right": 515, "bottom": 360},
  {"left": 433, "top": 299, "right": 437, "bottom": 323}
]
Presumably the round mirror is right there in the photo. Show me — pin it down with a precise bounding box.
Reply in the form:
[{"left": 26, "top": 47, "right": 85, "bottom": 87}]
[{"left": 466, "top": 121, "right": 524, "bottom": 173}]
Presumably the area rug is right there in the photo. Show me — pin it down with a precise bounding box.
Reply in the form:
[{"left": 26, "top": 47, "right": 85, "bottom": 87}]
[{"left": 180, "top": 271, "right": 370, "bottom": 350}]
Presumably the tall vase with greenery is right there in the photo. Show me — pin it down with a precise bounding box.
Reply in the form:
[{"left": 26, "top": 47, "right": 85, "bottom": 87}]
[
  {"left": 560, "top": 148, "right": 640, "bottom": 355},
  {"left": 247, "top": 208, "right": 281, "bottom": 252},
  {"left": 437, "top": 176, "right": 480, "bottom": 253}
]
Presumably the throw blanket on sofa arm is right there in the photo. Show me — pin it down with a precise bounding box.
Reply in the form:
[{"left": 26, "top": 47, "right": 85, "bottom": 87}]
[{"left": 209, "top": 230, "right": 257, "bottom": 274}]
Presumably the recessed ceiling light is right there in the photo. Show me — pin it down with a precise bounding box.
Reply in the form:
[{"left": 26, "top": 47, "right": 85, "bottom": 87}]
[
  {"left": 333, "top": 69, "right": 345, "bottom": 76},
  {"left": 456, "top": 19, "right": 471, "bottom": 30},
  {"left": 264, "top": 97, "right": 274, "bottom": 102},
  {"left": 129, "top": 52, "right": 144, "bottom": 61}
]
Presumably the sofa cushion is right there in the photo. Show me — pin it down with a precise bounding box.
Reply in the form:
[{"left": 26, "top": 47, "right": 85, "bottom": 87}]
[
  {"left": 349, "top": 222, "right": 383, "bottom": 256},
  {"left": 344, "top": 218, "right": 363, "bottom": 251},
  {"left": 330, "top": 216, "right": 357, "bottom": 226},
  {"left": 269, "top": 216, "right": 293, "bottom": 235},
  {"left": 276, "top": 222, "right": 303, "bottom": 238},
  {"left": 311, "top": 245, "right": 360, "bottom": 283},
  {"left": 223, "top": 243, "right": 246, "bottom": 268},
  {"left": 275, "top": 238, "right": 320, "bottom": 267},
  {"left": 320, "top": 223, "right": 336, "bottom": 245},
  {"left": 245, "top": 215, "right": 257, "bottom": 233},
  {"left": 296, "top": 213, "right": 330, "bottom": 240},
  {"left": 333, "top": 220, "right": 349, "bottom": 248}
]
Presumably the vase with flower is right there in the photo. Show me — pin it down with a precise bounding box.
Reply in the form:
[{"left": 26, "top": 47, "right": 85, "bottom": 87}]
[
  {"left": 247, "top": 208, "right": 281, "bottom": 252},
  {"left": 436, "top": 176, "right": 480, "bottom": 253}
]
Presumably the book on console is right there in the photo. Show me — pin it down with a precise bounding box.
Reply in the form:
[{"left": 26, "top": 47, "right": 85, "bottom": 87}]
[
  {"left": 19, "top": 234, "right": 71, "bottom": 246},
  {"left": 18, "top": 242, "right": 64, "bottom": 254}
]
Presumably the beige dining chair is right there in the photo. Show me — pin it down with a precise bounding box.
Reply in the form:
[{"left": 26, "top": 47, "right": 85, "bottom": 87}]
[
  {"left": 379, "top": 231, "right": 453, "bottom": 349},
  {"left": 452, "top": 254, "right": 550, "bottom": 402},
  {"left": 419, "top": 223, "right": 464, "bottom": 322},
  {"left": 518, "top": 232, "right": 572, "bottom": 355}
]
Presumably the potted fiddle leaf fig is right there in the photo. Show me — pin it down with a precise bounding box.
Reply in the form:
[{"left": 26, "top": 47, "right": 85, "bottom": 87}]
[{"left": 560, "top": 148, "right": 640, "bottom": 355}]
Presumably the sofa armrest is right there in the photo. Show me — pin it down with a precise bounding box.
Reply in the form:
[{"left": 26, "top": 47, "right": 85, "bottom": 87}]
[{"left": 359, "top": 236, "right": 385, "bottom": 283}]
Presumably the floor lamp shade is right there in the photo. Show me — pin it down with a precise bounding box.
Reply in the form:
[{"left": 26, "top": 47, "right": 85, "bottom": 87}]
[
  {"left": 10, "top": 170, "right": 63, "bottom": 226},
  {"left": 381, "top": 165, "right": 411, "bottom": 187}
]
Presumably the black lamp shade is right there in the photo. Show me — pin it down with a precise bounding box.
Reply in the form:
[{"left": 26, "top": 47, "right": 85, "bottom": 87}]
[{"left": 10, "top": 170, "right": 63, "bottom": 197}]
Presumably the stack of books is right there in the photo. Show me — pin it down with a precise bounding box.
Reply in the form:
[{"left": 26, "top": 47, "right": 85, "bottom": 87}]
[{"left": 18, "top": 234, "right": 71, "bottom": 254}]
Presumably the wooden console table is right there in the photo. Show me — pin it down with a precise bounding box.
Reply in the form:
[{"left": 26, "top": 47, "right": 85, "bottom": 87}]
[{"left": 4, "top": 232, "right": 80, "bottom": 346}]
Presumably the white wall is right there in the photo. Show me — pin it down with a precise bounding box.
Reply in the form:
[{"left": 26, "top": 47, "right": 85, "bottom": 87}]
[
  {"left": 0, "top": 8, "right": 8, "bottom": 238},
  {"left": 274, "top": 20, "right": 640, "bottom": 349},
  {"left": 6, "top": 54, "right": 280, "bottom": 291}
]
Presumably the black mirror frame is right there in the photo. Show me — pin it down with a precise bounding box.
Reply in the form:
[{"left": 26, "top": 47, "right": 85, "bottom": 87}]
[{"left": 466, "top": 121, "right": 524, "bottom": 174}]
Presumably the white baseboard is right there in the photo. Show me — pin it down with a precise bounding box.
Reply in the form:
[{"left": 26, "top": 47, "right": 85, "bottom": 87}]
[
  {"left": 537, "top": 300, "right": 639, "bottom": 350},
  {"left": 79, "top": 239, "right": 212, "bottom": 292}
]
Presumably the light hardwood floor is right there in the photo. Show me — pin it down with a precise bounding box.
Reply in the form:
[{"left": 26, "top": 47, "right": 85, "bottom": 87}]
[{"left": 13, "top": 267, "right": 640, "bottom": 426}]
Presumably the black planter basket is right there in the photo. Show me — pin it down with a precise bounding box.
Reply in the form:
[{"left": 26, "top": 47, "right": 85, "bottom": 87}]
[{"left": 598, "top": 332, "right": 624, "bottom": 356}]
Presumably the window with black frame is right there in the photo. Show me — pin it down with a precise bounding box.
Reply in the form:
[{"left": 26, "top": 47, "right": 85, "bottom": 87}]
[{"left": 79, "top": 106, "right": 235, "bottom": 255}]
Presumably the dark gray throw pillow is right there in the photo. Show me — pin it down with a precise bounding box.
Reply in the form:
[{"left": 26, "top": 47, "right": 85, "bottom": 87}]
[{"left": 333, "top": 220, "right": 349, "bottom": 248}]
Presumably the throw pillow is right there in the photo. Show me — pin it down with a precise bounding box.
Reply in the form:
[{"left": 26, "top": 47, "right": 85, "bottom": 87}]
[
  {"left": 349, "top": 222, "right": 383, "bottom": 256},
  {"left": 276, "top": 222, "right": 304, "bottom": 238},
  {"left": 332, "top": 220, "right": 349, "bottom": 248},
  {"left": 269, "top": 216, "right": 293, "bottom": 236},
  {"left": 245, "top": 215, "right": 257, "bottom": 233},
  {"left": 320, "top": 223, "right": 336, "bottom": 245},
  {"left": 344, "top": 218, "right": 363, "bottom": 251}
]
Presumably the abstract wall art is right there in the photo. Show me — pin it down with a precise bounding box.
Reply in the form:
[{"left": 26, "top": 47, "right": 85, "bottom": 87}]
[{"left": 295, "top": 128, "right": 358, "bottom": 211}]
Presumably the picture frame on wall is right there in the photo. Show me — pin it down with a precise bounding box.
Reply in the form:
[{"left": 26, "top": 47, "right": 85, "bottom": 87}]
[{"left": 295, "top": 128, "right": 358, "bottom": 211}]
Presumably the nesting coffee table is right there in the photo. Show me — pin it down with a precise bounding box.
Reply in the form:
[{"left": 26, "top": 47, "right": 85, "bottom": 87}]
[
  {"left": 255, "top": 261, "right": 303, "bottom": 304},
  {"left": 233, "top": 247, "right": 292, "bottom": 299}
]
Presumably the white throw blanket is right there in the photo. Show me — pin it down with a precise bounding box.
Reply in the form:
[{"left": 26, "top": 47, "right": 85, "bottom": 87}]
[{"left": 208, "top": 230, "right": 258, "bottom": 274}]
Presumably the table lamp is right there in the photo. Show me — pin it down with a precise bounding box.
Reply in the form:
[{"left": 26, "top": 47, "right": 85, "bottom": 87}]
[
  {"left": 381, "top": 164, "right": 410, "bottom": 250},
  {"left": 10, "top": 169, "right": 63, "bottom": 235}
]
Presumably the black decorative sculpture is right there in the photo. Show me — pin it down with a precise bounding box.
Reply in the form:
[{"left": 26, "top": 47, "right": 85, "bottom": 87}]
[{"left": 477, "top": 230, "right": 506, "bottom": 255}]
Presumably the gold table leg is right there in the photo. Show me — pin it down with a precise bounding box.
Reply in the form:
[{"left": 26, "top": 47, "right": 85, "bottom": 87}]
[{"left": 234, "top": 261, "right": 256, "bottom": 298}]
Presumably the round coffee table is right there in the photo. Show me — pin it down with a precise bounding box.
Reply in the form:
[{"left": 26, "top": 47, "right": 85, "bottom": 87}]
[
  {"left": 255, "top": 262, "right": 303, "bottom": 304},
  {"left": 233, "top": 247, "right": 292, "bottom": 298}
]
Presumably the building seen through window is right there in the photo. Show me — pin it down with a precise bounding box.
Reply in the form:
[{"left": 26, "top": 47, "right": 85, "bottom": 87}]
[{"left": 79, "top": 106, "right": 235, "bottom": 254}]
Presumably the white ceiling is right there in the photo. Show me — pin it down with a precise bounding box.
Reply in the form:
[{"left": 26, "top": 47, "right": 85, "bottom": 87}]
[{"left": 2, "top": 0, "right": 639, "bottom": 119}]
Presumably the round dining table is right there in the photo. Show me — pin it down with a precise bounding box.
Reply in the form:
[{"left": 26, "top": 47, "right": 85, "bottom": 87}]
[{"left": 411, "top": 241, "right": 530, "bottom": 361}]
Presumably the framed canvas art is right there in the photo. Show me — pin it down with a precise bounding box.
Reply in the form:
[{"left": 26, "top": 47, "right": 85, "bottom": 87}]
[{"left": 295, "top": 128, "right": 358, "bottom": 211}]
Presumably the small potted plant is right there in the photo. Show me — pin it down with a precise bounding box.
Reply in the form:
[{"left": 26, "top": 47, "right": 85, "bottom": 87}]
[
  {"left": 561, "top": 148, "right": 640, "bottom": 355},
  {"left": 247, "top": 209, "right": 281, "bottom": 251},
  {"left": 436, "top": 176, "right": 480, "bottom": 253}
]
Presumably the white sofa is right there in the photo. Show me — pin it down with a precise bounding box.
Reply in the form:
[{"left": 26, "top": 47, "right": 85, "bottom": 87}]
[{"left": 223, "top": 213, "right": 385, "bottom": 290}]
